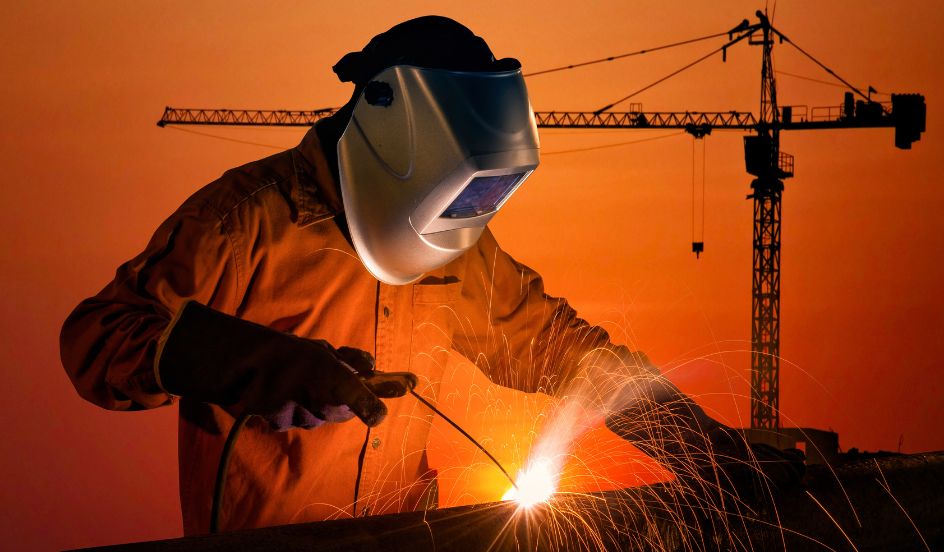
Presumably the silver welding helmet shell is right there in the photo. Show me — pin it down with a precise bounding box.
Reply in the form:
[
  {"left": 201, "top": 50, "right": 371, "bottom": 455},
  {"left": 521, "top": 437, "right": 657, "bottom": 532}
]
[{"left": 338, "top": 65, "right": 540, "bottom": 285}]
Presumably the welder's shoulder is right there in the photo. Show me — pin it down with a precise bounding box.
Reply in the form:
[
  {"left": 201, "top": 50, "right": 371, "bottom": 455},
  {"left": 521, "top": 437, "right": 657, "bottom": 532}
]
[{"left": 179, "top": 149, "right": 304, "bottom": 223}]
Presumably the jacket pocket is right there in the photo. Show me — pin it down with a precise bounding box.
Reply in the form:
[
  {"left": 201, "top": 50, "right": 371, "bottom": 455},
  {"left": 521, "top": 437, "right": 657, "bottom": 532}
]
[
  {"left": 410, "top": 280, "right": 463, "bottom": 395},
  {"left": 412, "top": 279, "right": 462, "bottom": 304}
]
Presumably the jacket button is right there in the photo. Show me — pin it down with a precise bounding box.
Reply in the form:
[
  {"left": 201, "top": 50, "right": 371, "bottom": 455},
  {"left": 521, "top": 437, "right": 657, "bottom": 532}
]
[
  {"left": 371, "top": 437, "right": 382, "bottom": 449},
  {"left": 382, "top": 306, "right": 391, "bottom": 317}
]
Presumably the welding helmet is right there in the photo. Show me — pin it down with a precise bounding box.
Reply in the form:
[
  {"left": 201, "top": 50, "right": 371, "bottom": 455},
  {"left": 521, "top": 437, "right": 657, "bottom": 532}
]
[{"left": 333, "top": 17, "right": 540, "bottom": 285}]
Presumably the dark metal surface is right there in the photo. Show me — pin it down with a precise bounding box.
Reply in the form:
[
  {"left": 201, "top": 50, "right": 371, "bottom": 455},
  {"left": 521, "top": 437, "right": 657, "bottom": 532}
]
[{"left": 83, "top": 452, "right": 943, "bottom": 551}]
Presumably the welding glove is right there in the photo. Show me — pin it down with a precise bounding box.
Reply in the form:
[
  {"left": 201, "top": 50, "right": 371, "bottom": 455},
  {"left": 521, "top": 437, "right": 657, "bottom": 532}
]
[
  {"left": 156, "top": 300, "right": 417, "bottom": 430},
  {"left": 605, "top": 386, "right": 805, "bottom": 497}
]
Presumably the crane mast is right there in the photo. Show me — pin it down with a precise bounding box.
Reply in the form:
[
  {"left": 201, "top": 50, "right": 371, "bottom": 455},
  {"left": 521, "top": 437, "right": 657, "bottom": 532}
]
[
  {"left": 747, "top": 12, "right": 785, "bottom": 430},
  {"left": 156, "top": 13, "right": 925, "bottom": 439}
]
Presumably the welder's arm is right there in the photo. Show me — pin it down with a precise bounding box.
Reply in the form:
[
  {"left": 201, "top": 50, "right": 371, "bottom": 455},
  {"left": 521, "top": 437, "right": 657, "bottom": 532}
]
[
  {"left": 455, "top": 231, "right": 717, "bottom": 428},
  {"left": 454, "top": 229, "right": 803, "bottom": 488},
  {"left": 156, "top": 299, "right": 414, "bottom": 428},
  {"left": 60, "top": 202, "right": 237, "bottom": 411},
  {"left": 584, "top": 343, "right": 805, "bottom": 491},
  {"left": 60, "top": 201, "right": 413, "bottom": 426},
  {"left": 453, "top": 228, "right": 660, "bottom": 397}
]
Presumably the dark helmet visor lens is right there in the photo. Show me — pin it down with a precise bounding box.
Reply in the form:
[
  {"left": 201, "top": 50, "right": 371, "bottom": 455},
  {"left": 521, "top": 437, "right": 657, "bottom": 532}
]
[{"left": 440, "top": 173, "right": 526, "bottom": 219}]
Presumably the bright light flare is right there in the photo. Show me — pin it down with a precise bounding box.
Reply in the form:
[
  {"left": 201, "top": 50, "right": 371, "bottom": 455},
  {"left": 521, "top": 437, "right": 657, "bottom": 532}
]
[{"left": 503, "top": 459, "right": 558, "bottom": 507}]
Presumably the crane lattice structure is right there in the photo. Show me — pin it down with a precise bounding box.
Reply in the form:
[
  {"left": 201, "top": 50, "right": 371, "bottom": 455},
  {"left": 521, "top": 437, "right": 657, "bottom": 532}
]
[{"left": 156, "top": 12, "right": 925, "bottom": 433}]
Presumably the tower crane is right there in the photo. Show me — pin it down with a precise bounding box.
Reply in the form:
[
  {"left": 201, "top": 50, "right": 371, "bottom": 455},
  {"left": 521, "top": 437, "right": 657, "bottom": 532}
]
[{"left": 156, "top": 12, "right": 925, "bottom": 434}]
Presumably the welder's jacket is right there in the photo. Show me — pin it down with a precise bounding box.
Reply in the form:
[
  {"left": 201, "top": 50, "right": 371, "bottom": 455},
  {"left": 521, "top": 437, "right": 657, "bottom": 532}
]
[{"left": 60, "top": 126, "right": 653, "bottom": 535}]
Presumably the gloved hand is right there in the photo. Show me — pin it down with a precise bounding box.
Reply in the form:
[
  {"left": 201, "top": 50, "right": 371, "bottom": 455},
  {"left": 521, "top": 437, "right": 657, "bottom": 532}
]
[
  {"left": 156, "top": 300, "right": 417, "bottom": 430},
  {"left": 605, "top": 393, "right": 805, "bottom": 499},
  {"left": 260, "top": 346, "right": 418, "bottom": 430}
]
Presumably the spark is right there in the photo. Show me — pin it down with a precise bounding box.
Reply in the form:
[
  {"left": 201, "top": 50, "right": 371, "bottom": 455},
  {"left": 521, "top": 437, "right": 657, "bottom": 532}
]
[{"left": 503, "top": 459, "right": 559, "bottom": 507}]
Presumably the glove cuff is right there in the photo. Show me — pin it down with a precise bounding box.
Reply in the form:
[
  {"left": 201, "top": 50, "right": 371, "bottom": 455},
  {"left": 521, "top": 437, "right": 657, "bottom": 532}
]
[
  {"left": 153, "top": 299, "right": 194, "bottom": 397},
  {"left": 155, "top": 299, "right": 283, "bottom": 403}
]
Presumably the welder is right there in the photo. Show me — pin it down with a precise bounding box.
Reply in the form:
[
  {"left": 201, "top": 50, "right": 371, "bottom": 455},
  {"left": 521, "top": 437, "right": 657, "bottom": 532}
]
[{"left": 60, "top": 16, "right": 801, "bottom": 535}]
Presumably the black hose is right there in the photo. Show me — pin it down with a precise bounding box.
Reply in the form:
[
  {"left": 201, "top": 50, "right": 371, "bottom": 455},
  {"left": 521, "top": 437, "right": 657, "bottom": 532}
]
[{"left": 210, "top": 412, "right": 251, "bottom": 534}]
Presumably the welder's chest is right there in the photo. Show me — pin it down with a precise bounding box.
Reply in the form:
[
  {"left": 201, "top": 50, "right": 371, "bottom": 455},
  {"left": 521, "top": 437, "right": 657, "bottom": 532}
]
[
  {"left": 375, "top": 273, "right": 462, "bottom": 398},
  {"left": 353, "top": 271, "right": 463, "bottom": 514}
]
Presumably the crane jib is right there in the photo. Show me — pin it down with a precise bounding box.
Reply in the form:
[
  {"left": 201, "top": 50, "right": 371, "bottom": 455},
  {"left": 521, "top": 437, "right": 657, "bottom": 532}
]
[{"left": 157, "top": 101, "right": 924, "bottom": 149}]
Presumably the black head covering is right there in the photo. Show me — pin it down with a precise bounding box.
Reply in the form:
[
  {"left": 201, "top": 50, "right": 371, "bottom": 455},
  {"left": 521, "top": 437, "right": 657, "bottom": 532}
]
[{"left": 333, "top": 16, "right": 520, "bottom": 85}]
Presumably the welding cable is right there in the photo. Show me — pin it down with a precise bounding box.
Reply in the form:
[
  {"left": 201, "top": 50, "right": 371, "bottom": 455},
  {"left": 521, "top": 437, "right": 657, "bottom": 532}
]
[
  {"left": 409, "top": 388, "right": 519, "bottom": 491},
  {"left": 210, "top": 412, "right": 252, "bottom": 534},
  {"left": 209, "top": 390, "right": 519, "bottom": 534}
]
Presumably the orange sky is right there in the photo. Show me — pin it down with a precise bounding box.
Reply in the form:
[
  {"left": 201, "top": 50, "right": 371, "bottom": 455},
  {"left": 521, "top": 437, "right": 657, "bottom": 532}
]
[{"left": 2, "top": 1, "right": 942, "bottom": 549}]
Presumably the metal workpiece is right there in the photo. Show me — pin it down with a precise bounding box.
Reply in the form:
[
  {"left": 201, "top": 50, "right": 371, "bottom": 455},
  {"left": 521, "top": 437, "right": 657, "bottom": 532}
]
[{"left": 83, "top": 452, "right": 943, "bottom": 551}]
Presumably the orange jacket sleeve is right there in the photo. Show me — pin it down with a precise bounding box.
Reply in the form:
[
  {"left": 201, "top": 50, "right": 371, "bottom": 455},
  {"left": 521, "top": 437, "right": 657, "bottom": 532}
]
[
  {"left": 60, "top": 199, "right": 240, "bottom": 411},
  {"left": 454, "top": 229, "right": 654, "bottom": 396}
]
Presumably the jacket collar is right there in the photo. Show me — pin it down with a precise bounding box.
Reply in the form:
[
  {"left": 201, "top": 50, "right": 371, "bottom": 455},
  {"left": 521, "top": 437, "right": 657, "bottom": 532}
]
[{"left": 290, "top": 124, "right": 343, "bottom": 226}]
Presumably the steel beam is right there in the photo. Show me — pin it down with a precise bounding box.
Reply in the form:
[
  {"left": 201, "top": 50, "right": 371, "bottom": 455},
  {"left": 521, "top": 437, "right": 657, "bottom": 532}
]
[{"left": 83, "top": 452, "right": 944, "bottom": 552}]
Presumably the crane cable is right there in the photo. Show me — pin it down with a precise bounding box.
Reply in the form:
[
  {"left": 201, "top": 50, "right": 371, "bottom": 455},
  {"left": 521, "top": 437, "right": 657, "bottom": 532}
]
[
  {"left": 702, "top": 139, "right": 707, "bottom": 244},
  {"left": 591, "top": 17, "right": 878, "bottom": 114},
  {"left": 164, "top": 123, "right": 685, "bottom": 156},
  {"left": 523, "top": 30, "right": 732, "bottom": 78},
  {"left": 542, "top": 131, "right": 684, "bottom": 156},
  {"left": 691, "top": 136, "right": 707, "bottom": 256},
  {"left": 776, "top": 70, "right": 888, "bottom": 96},
  {"left": 166, "top": 124, "right": 284, "bottom": 150},
  {"left": 593, "top": 28, "right": 756, "bottom": 114},
  {"left": 767, "top": 24, "right": 872, "bottom": 102}
]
